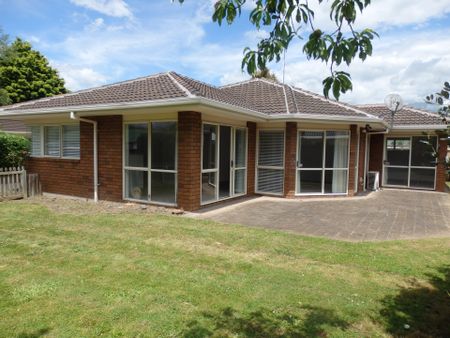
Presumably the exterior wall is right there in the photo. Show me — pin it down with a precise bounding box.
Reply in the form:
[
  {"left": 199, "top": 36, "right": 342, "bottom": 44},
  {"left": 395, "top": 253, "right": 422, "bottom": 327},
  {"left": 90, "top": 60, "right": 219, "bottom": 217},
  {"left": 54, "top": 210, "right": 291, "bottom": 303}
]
[
  {"left": 246, "top": 121, "right": 256, "bottom": 195},
  {"left": 26, "top": 115, "right": 123, "bottom": 201},
  {"left": 177, "top": 111, "right": 202, "bottom": 211},
  {"left": 368, "top": 134, "right": 384, "bottom": 184},
  {"left": 284, "top": 122, "right": 297, "bottom": 197},
  {"left": 357, "top": 128, "right": 367, "bottom": 192},
  {"left": 436, "top": 137, "right": 448, "bottom": 192},
  {"left": 348, "top": 124, "right": 358, "bottom": 196}
]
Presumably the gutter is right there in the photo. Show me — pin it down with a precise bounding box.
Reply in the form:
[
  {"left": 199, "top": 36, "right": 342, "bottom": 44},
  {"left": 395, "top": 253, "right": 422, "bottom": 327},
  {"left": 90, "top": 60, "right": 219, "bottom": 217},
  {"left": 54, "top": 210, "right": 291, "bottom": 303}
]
[{"left": 70, "top": 112, "right": 98, "bottom": 202}]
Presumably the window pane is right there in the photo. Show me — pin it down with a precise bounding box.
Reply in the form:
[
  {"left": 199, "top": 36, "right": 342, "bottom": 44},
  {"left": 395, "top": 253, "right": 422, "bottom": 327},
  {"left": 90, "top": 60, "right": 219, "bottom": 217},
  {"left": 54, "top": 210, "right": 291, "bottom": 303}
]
[
  {"left": 235, "top": 128, "right": 246, "bottom": 168},
  {"left": 257, "top": 168, "right": 284, "bottom": 194},
  {"left": 411, "top": 136, "right": 436, "bottom": 167},
  {"left": 324, "top": 170, "right": 348, "bottom": 193},
  {"left": 386, "top": 138, "right": 410, "bottom": 166},
  {"left": 202, "top": 172, "right": 217, "bottom": 203},
  {"left": 203, "top": 124, "right": 217, "bottom": 170},
  {"left": 298, "top": 170, "right": 322, "bottom": 193},
  {"left": 234, "top": 169, "right": 246, "bottom": 194},
  {"left": 151, "top": 122, "right": 176, "bottom": 170},
  {"left": 62, "top": 125, "right": 80, "bottom": 158},
  {"left": 44, "top": 126, "right": 60, "bottom": 156},
  {"left": 125, "top": 170, "right": 148, "bottom": 201},
  {"left": 385, "top": 167, "right": 408, "bottom": 186},
  {"left": 410, "top": 168, "right": 435, "bottom": 189},
  {"left": 325, "top": 131, "right": 349, "bottom": 168},
  {"left": 30, "top": 126, "right": 41, "bottom": 156},
  {"left": 258, "top": 130, "right": 284, "bottom": 167},
  {"left": 126, "top": 124, "right": 148, "bottom": 168},
  {"left": 151, "top": 172, "right": 176, "bottom": 204},
  {"left": 299, "top": 131, "right": 323, "bottom": 168}
]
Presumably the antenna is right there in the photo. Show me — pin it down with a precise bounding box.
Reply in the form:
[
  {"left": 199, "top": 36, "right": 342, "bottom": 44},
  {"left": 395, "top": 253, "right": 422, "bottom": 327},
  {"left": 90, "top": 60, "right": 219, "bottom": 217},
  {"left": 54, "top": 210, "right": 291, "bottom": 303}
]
[{"left": 384, "top": 93, "right": 404, "bottom": 127}]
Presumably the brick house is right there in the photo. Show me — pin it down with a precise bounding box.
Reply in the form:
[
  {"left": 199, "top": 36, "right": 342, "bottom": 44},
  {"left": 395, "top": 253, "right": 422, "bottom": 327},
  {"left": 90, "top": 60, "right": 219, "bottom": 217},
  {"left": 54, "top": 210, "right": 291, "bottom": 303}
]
[{"left": 0, "top": 72, "right": 447, "bottom": 211}]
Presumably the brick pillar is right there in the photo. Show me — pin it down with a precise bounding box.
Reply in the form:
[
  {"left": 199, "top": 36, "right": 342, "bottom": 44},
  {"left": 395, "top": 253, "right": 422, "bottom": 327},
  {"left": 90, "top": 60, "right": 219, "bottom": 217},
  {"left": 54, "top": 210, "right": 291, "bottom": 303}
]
[
  {"left": 177, "top": 111, "right": 202, "bottom": 211},
  {"left": 284, "top": 122, "right": 297, "bottom": 197},
  {"left": 94, "top": 115, "right": 123, "bottom": 201},
  {"left": 436, "top": 137, "right": 448, "bottom": 192},
  {"left": 246, "top": 121, "right": 256, "bottom": 195},
  {"left": 357, "top": 128, "right": 367, "bottom": 192},
  {"left": 348, "top": 124, "right": 358, "bottom": 196},
  {"left": 368, "top": 134, "right": 384, "bottom": 184}
]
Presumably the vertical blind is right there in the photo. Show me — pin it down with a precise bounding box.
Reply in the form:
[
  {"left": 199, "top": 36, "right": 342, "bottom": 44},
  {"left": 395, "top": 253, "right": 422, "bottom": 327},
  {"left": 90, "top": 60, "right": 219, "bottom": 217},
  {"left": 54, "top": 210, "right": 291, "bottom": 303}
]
[
  {"left": 30, "top": 125, "right": 80, "bottom": 158},
  {"left": 30, "top": 126, "right": 41, "bottom": 156},
  {"left": 44, "top": 126, "right": 61, "bottom": 156},
  {"left": 257, "top": 130, "right": 284, "bottom": 194}
]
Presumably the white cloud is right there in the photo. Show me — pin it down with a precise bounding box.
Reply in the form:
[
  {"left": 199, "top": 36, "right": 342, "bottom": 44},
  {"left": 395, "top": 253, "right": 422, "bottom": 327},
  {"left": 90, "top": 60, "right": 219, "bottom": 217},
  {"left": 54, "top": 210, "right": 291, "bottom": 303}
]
[
  {"left": 53, "top": 62, "right": 109, "bottom": 90},
  {"left": 70, "top": 0, "right": 133, "bottom": 19}
]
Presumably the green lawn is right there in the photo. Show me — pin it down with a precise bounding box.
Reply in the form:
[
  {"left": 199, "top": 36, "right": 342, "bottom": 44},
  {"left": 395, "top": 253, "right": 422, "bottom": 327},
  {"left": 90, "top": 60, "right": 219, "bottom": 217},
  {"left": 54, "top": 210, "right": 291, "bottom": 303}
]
[{"left": 0, "top": 202, "right": 449, "bottom": 338}]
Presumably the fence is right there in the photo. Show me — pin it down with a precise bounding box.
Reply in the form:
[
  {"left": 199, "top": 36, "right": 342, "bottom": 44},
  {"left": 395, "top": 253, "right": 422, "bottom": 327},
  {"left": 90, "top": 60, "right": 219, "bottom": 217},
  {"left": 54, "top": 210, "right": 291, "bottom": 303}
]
[{"left": 0, "top": 167, "right": 41, "bottom": 200}]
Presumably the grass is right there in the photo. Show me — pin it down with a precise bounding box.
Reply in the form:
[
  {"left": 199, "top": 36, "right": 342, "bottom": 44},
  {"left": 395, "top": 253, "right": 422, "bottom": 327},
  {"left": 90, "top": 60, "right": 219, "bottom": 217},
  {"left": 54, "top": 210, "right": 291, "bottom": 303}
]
[{"left": 0, "top": 201, "right": 449, "bottom": 338}]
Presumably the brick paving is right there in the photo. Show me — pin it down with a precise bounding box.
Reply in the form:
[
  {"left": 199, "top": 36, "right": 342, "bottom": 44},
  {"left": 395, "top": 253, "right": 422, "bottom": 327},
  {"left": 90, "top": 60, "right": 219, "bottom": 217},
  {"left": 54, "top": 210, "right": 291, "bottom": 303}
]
[{"left": 197, "top": 189, "right": 450, "bottom": 241}]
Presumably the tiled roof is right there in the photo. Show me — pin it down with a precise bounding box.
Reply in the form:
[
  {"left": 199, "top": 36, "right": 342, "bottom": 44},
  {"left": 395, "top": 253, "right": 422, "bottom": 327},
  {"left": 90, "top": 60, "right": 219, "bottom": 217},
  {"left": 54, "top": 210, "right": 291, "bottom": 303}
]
[
  {"left": 1, "top": 71, "right": 443, "bottom": 127},
  {"left": 357, "top": 104, "right": 446, "bottom": 126}
]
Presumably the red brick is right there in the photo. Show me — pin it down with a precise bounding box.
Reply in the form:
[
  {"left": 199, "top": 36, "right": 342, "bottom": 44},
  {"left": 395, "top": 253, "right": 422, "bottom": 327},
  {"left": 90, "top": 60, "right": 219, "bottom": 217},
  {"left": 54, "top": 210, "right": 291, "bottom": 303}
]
[{"left": 284, "top": 122, "right": 297, "bottom": 197}]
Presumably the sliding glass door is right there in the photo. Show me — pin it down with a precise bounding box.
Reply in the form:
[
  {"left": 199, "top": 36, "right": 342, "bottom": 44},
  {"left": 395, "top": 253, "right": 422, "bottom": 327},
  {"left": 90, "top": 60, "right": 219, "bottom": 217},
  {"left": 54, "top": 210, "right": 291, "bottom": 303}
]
[
  {"left": 201, "top": 124, "right": 247, "bottom": 205},
  {"left": 296, "top": 131, "right": 349, "bottom": 195},
  {"left": 384, "top": 136, "right": 437, "bottom": 189},
  {"left": 124, "top": 121, "right": 177, "bottom": 205}
]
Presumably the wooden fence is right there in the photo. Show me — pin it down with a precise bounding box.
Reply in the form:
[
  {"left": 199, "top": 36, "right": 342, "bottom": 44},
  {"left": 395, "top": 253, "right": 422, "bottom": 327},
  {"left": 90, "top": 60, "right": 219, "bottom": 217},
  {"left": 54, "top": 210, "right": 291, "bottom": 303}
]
[{"left": 0, "top": 167, "right": 41, "bottom": 200}]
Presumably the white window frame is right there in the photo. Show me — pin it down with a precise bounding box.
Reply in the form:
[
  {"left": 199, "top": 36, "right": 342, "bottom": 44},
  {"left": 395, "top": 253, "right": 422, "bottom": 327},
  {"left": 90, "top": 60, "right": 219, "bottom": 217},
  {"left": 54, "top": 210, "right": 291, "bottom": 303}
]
[
  {"left": 382, "top": 135, "right": 437, "bottom": 190},
  {"left": 255, "top": 128, "right": 285, "bottom": 196},
  {"left": 122, "top": 120, "right": 178, "bottom": 207},
  {"left": 29, "top": 124, "right": 80, "bottom": 160},
  {"left": 295, "top": 129, "right": 350, "bottom": 196},
  {"left": 200, "top": 122, "right": 248, "bottom": 206}
]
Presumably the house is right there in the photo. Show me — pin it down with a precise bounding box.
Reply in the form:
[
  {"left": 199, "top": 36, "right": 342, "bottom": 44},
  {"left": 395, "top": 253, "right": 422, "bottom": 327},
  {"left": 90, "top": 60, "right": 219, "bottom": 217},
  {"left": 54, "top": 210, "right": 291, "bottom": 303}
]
[{"left": 0, "top": 72, "right": 447, "bottom": 211}]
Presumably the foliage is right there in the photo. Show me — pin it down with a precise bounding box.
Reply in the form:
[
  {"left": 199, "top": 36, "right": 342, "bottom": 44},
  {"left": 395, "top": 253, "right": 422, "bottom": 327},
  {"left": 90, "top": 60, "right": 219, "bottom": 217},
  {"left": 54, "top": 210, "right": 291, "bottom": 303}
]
[
  {"left": 177, "top": 0, "right": 377, "bottom": 100},
  {"left": 252, "top": 67, "right": 279, "bottom": 81},
  {"left": 0, "top": 200, "right": 449, "bottom": 336},
  {"left": 0, "top": 36, "right": 67, "bottom": 105},
  {"left": 0, "top": 131, "right": 30, "bottom": 167},
  {"left": 426, "top": 81, "right": 450, "bottom": 124}
]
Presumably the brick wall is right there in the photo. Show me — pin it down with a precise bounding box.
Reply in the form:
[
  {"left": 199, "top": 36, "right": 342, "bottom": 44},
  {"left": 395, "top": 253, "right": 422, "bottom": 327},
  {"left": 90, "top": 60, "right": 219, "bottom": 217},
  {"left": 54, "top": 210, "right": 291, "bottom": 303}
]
[
  {"left": 436, "top": 137, "right": 448, "bottom": 192},
  {"left": 348, "top": 124, "right": 358, "bottom": 195},
  {"left": 26, "top": 115, "right": 123, "bottom": 201},
  {"left": 177, "top": 111, "right": 201, "bottom": 211},
  {"left": 246, "top": 121, "right": 256, "bottom": 195},
  {"left": 368, "top": 134, "right": 384, "bottom": 184},
  {"left": 357, "top": 128, "right": 367, "bottom": 192},
  {"left": 284, "top": 122, "right": 297, "bottom": 197}
]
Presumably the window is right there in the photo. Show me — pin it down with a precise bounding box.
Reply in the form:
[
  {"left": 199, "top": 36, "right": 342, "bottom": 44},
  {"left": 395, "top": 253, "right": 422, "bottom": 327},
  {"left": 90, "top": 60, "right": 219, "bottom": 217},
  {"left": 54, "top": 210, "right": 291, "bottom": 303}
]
[
  {"left": 124, "top": 122, "right": 177, "bottom": 205},
  {"left": 30, "top": 124, "right": 80, "bottom": 158},
  {"left": 257, "top": 130, "right": 285, "bottom": 195},
  {"left": 296, "top": 130, "right": 349, "bottom": 195}
]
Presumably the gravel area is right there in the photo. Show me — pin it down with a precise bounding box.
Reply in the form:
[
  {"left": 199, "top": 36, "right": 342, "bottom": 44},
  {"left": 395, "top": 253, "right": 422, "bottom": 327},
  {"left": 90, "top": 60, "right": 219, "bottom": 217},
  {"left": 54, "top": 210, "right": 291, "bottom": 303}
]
[{"left": 9, "top": 194, "right": 184, "bottom": 216}]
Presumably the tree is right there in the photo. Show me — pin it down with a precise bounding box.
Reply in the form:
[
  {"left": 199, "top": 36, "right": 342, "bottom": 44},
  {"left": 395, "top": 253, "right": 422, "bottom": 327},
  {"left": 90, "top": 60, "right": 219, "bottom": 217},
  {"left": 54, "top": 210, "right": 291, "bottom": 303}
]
[
  {"left": 426, "top": 81, "right": 450, "bottom": 123},
  {"left": 0, "top": 36, "right": 67, "bottom": 106},
  {"left": 252, "top": 67, "right": 278, "bottom": 82},
  {"left": 177, "top": 0, "right": 377, "bottom": 100}
]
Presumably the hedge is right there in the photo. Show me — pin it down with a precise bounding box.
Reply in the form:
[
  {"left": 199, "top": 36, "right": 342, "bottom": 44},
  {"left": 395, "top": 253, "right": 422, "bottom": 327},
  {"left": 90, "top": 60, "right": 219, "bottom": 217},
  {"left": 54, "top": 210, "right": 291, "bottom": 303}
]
[{"left": 0, "top": 132, "right": 30, "bottom": 168}]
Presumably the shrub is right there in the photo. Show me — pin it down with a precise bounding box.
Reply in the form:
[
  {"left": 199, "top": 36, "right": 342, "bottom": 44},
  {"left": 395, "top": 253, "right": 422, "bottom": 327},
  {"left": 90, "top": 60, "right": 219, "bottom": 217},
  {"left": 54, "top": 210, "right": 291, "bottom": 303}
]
[{"left": 0, "top": 132, "right": 30, "bottom": 168}]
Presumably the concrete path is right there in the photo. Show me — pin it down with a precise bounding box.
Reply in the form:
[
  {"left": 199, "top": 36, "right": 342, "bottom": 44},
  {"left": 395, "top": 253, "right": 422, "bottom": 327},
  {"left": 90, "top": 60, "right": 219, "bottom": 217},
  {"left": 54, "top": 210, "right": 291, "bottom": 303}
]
[{"left": 194, "top": 189, "right": 450, "bottom": 241}]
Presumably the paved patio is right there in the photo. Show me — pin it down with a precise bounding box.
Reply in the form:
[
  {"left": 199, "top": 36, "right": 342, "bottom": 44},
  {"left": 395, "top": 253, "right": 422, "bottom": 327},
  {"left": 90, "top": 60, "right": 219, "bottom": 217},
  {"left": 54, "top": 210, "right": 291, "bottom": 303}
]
[{"left": 195, "top": 189, "right": 450, "bottom": 241}]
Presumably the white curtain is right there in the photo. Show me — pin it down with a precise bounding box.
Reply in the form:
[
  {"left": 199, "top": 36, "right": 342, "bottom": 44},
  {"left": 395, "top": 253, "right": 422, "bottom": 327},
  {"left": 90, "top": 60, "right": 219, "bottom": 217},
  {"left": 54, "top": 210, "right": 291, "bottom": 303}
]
[{"left": 332, "top": 135, "right": 348, "bottom": 193}]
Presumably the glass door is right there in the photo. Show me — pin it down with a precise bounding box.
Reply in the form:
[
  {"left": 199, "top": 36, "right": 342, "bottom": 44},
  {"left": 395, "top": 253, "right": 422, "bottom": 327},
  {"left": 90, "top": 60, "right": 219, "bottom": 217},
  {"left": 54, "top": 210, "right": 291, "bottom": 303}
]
[
  {"left": 383, "top": 136, "right": 436, "bottom": 189},
  {"left": 296, "top": 130, "right": 349, "bottom": 195},
  {"left": 202, "top": 124, "right": 247, "bottom": 204}
]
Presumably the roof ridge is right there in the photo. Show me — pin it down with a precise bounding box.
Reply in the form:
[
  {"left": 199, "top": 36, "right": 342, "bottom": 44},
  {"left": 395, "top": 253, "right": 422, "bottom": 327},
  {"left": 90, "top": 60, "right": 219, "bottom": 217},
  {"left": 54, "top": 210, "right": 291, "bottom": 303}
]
[
  {"left": 166, "top": 72, "right": 195, "bottom": 98},
  {"left": 220, "top": 77, "right": 284, "bottom": 89},
  {"left": 357, "top": 103, "right": 442, "bottom": 118},
  {"left": 290, "top": 86, "right": 378, "bottom": 118},
  {"left": 1, "top": 71, "right": 170, "bottom": 110},
  {"left": 170, "top": 71, "right": 220, "bottom": 90}
]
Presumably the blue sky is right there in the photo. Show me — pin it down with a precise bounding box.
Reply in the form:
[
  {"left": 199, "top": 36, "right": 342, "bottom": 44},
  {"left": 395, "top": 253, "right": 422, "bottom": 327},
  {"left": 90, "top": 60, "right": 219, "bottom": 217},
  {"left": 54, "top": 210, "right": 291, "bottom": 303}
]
[{"left": 1, "top": 0, "right": 450, "bottom": 106}]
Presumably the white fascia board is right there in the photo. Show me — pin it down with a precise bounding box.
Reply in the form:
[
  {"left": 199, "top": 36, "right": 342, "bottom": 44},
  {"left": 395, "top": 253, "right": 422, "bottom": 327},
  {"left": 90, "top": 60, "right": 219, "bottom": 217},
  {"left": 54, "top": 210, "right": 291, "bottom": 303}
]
[
  {"left": 392, "top": 124, "right": 448, "bottom": 130},
  {"left": 269, "top": 113, "right": 388, "bottom": 126}
]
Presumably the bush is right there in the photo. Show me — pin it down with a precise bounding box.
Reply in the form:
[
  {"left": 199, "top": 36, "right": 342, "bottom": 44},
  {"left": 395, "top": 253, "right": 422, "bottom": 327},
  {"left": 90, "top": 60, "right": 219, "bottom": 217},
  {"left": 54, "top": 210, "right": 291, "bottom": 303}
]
[{"left": 0, "top": 132, "right": 30, "bottom": 168}]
